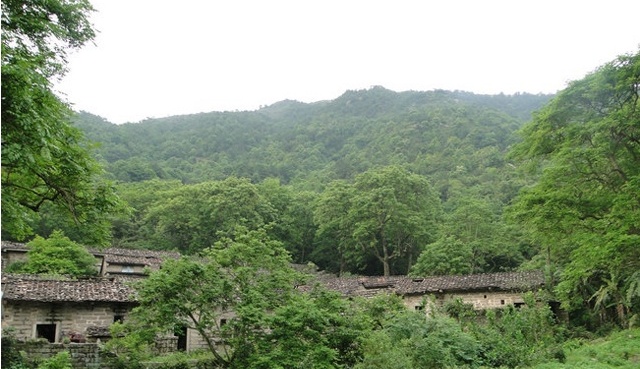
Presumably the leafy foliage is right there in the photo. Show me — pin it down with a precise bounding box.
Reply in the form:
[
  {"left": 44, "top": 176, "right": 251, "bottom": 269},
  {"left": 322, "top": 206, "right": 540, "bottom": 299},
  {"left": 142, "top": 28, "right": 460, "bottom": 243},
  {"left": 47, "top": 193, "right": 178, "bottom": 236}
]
[
  {"left": 109, "top": 226, "right": 299, "bottom": 368},
  {"left": 71, "top": 87, "right": 550, "bottom": 275},
  {"left": 1, "top": 330, "right": 30, "bottom": 369},
  {"left": 140, "top": 177, "right": 275, "bottom": 254},
  {"left": 315, "top": 166, "right": 441, "bottom": 276},
  {"left": 35, "top": 351, "right": 73, "bottom": 369},
  {"left": 354, "top": 294, "right": 563, "bottom": 369},
  {"left": 6, "top": 230, "right": 97, "bottom": 277},
  {"left": 527, "top": 328, "right": 640, "bottom": 369},
  {"left": 1, "top": 0, "right": 123, "bottom": 244},
  {"left": 243, "top": 288, "right": 369, "bottom": 369},
  {"left": 509, "top": 49, "right": 640, "bottom": 327}
]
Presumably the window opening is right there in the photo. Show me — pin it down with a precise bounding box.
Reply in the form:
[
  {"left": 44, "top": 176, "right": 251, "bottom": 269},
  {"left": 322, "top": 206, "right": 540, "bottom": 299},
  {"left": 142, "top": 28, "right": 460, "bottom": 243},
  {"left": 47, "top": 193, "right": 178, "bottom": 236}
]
[
  {"left": 122, "top": 265, "right": 134, "bottom": 273},
  {"left": 175, "top": 325, "right": 188, "bottom": 351},
  {"left": 36, "top": 324, "right": 57, "bottom": 342}
]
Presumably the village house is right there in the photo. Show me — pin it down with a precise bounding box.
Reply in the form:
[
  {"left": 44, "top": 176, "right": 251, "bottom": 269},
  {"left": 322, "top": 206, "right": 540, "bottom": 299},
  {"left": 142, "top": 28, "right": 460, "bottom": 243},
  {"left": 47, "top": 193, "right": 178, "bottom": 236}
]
[
  {"left": 1, "top": 241, "right": 179, "bottom": 278},
  {"left": 1, "top": 241, "right": 179, "bottom": 345},
  {"left": 1, "top": 241, "right": 546, "bottom": 352},
  {"left": 1, "top": 274, "right": 136, "bottom": 344},
  {"left": 305, "top": 270, "right": 546, "bottom": 312}
]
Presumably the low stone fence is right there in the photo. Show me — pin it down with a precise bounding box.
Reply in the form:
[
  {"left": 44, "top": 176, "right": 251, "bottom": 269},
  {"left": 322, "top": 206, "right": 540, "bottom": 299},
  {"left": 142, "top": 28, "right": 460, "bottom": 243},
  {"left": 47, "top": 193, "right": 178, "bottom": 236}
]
[
  {"left": 16, "top": 337, "right": 180, "bottom": 369},
  {"left": 16, "top": 341, "right": 110, "bottom": 369}
]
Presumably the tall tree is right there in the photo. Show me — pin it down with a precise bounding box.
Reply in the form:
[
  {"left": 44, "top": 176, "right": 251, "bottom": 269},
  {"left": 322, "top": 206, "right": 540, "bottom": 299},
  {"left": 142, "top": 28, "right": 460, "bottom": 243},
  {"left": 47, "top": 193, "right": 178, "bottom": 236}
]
[
  {"left": 313, "top": 180, "right": 358, "bottom": 275},
  {"left": 412, "top": 198, "right": 525, "bottom": 276},
  {"left": 257, "top": 178, "right": 318, "bottom": 264},
  {"left": 509, "top": 50, "right": 640, "bottom": 326},
  {"left": 143, "top": 177, "right": 276, "bottom": 254},
  {"left": 316, "top": 166, "right": 440, "bottom": 276},
  {"left": 110, "top": 226, "right": 299, "bottom": 368},
  {"left": 1, "top": 0, "right": 122, "bottom": 243}
]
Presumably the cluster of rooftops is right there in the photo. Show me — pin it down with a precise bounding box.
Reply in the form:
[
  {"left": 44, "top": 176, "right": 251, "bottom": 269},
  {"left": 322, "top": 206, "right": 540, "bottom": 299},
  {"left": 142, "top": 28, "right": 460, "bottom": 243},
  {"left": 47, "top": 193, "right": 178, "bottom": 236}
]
[{"left": 1, "top": 241, "right": 545, "bottom": 304}]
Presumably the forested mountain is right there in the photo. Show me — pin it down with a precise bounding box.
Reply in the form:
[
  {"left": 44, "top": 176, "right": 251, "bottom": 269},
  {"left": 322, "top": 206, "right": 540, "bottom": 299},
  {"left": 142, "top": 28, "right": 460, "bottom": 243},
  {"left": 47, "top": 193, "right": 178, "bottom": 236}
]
[
  {"left": 74, "top": 87, "right": 550, "bottom": 187},
  {"left": 64, "top": 87, "right": 552, "bottom": 276}
]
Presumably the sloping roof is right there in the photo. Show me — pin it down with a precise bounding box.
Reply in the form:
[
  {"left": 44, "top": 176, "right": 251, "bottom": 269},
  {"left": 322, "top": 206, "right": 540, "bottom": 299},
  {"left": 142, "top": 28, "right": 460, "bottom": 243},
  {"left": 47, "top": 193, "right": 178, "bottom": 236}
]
[
  {"left": 1, "top": 241, "right": 180, "bottom": 269},
  {"left": 1, "top": 240, "right": 28, "bottom": 251},
  {"left": 100, "top": 248, "right": 180, "bottom": 268},
  {"left": 1, "top": 274, "right": 137, "bottom": 303},
  {"left": 301, "top": 271, "right": 545, "bottom": 298}
]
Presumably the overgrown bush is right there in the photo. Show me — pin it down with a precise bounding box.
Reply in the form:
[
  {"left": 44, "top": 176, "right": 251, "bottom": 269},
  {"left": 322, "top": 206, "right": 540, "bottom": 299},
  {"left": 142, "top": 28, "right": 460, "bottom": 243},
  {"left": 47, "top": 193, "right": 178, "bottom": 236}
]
[
  {"left": 356, "top": 310, "right": 480, "bottom": 369},
  {"left": 2, "top": 331, "right": 30, "bottom": 369},
  {"left": 35, "top": 351, "right": 73, "bottom": 369},
  {"left": 471, "top": 293, "right": 564, "bottom": 367}
]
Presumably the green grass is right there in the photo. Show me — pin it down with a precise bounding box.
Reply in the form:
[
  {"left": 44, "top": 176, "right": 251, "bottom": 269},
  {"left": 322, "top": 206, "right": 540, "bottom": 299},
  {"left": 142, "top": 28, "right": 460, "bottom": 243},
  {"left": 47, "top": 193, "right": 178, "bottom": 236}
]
[{"left": 527, "top": 328, "right": 640, "bottom": 369}]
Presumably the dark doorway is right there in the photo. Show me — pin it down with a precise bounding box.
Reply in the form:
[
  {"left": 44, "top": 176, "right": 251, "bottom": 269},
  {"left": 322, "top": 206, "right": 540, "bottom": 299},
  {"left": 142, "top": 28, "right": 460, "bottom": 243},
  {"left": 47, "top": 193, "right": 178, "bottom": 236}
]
[
  {"left": 175, "top": 325, "right": 187, "bottom": 351},
  {"left": 36, "top": 324, "right": 57, "bottom": 342}
]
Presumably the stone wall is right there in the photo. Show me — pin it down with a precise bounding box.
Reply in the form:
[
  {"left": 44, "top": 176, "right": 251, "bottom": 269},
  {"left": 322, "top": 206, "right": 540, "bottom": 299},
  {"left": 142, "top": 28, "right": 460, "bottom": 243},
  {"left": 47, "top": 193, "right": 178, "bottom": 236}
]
[
  {"left": 16, "top": 341, "right": 111, "bottom": 369},
  {"left": 105, "top": 263, "right": 147, "bottom": 275},
  {"left": 403, "top": 291, "right": 527, "bottom": 312},
  {"left": 2, "top": 300, "right": 133, "bottom": 342}
]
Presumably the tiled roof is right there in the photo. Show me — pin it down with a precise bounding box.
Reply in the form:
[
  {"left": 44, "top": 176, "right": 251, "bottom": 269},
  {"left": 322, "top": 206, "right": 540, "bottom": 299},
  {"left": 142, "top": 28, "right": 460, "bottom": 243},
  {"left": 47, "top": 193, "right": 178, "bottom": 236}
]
[
  {"left": 1, "top": 241, "right": 180, "bottom": 269},
  {"left": 100, "top": 248, "right": 180, "bottom": 267},
  {"left": 1, "top": 274, "right": 137, "bottom": 303},
  {"left": 301, "top": 271, "right": 545, "bottom": 298},
  {"left": 1, "top": 240, "right": 28, "bottom": 251}
]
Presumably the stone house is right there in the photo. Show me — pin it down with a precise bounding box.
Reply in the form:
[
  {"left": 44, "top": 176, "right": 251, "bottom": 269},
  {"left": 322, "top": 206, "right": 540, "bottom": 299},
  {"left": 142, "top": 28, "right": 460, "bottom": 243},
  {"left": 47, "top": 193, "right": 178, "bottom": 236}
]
[
  {"left": 1, "top": 241, "right": 179, "bottom": 277},
  {"left": 1, "top": 274, "right": 136, "bottom": 343},
  {"left": 2, "top": 241, "right": 545, "bottom": 352},
  {"left": 305, "top": 270, "right": 546, "bottom": 312},
  {"left": 1, "top": 241, "right": 179, "bottom": 345}
]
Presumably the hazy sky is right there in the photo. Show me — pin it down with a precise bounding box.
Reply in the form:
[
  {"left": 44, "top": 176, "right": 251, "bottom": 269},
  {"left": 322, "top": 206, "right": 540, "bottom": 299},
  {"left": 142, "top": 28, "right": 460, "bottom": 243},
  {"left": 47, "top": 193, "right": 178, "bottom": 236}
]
[{"left": 55, "top": 0, "right": 639, "bottom": 124}]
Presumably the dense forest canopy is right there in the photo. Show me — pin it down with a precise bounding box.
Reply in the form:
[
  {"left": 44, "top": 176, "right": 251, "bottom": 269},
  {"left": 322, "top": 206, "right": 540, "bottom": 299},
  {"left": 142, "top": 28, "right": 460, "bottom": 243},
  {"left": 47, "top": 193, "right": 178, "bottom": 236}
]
[
  {"left": 72, "top": 88, "right": 550, "bottom": 186},
  {"left": 1, "top": 0, "right": 124, "bottom": 244},
  {"left": 52, "top": 88, "right": 553, "bottom": 277}
]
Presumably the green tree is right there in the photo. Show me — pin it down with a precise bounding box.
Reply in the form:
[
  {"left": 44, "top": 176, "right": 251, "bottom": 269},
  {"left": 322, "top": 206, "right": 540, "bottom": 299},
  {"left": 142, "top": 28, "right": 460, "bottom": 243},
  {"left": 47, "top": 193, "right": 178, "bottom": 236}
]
[
  {"left": 244, "top": 288, "right": 368, "bottom": 369},
  {"left": 411, "top": 235, "right": 473, "bottom": 276},
  {"left": 317, "top": 166, "right": 440, "bottom": 276},
  {"left": 110, "top": 226, "right": 298, "bottom": 368},
  {"left": 509, "top": 49, "right": 640, "bottom": 326},
  {"left": 110, "top": 179, "right": 183, "bottom": 249},
  {"left": 313, "top": 180, "right": 359, "bottom": 275},
  {"left": 257, "top": 178, "right": 318, "bottom": 264},
  {"left": 144, "top": 177, "right": 276, "bottom": 254},
  {"left": 7, "top": 230, "right": 97, "bottom": 277},
  {"left": 355, "top": 310, "right": 480, "bottom": 369},
  {"left": 412, "top": 198, "right": 525, "bottom": 276},
  {"left": 36, "top": 351, "right": 73, "bottom": 369},
  {"left": 1, "top": 0, "right": 123, "bottom": 243}
]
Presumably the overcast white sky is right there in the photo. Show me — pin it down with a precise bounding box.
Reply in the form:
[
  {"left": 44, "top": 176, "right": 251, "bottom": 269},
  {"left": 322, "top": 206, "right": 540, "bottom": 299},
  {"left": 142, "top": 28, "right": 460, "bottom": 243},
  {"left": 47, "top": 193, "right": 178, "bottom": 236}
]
[{"left": 55, "top": 0, "right": 639, "bottom": 124}]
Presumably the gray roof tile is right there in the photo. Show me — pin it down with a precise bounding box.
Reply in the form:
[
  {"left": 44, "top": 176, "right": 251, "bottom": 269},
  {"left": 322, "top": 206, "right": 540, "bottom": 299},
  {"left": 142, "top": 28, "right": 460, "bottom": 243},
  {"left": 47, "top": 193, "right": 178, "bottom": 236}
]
[{"left": 1, "top": 275, "right": 136, "bottom": 303}]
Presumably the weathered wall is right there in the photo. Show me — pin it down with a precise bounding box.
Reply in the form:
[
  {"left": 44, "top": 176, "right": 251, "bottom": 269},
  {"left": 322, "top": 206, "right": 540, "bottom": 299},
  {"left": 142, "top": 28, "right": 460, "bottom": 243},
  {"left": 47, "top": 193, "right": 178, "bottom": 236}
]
[
  {"left": 2, "top": 300, "right": 132, "bottom": 342},
  {"left": 105, "top": 263, "right": 147, "bottom": 275},
  {"left": 402, "top": 291, "right": 526, "bottom": 312},
  {"left": 1, "top": 249, "right": 28, "bottom": 268},
  {"left": 16, "top": 342, "right": 111, "bottom": 369}
]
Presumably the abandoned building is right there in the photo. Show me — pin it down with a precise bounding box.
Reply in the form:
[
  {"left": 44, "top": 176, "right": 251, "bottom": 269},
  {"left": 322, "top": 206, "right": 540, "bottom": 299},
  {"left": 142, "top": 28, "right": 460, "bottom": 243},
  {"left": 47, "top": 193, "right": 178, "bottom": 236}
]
[
  {"left": 304, "top": 270, "right": 546, "bottom": 312},
  {"left": 1, "top": 274, "right": 136, "bottom": 343},
  {"left": 2, "top": 241, "right": 545, "bottom": 352},
  {"left": 1, "top": 241, "right": 180, "bottom": 278}
]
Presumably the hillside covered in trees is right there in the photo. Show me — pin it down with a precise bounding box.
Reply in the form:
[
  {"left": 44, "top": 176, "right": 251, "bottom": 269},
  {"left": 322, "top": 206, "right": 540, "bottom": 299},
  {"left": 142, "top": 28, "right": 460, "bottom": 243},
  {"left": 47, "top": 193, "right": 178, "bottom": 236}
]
[
  {"left": 60, "top": 88, "right": 551, "bottom": 277},
  {"left": 75, "top": 87, "right": 549, "bottom": 186}
]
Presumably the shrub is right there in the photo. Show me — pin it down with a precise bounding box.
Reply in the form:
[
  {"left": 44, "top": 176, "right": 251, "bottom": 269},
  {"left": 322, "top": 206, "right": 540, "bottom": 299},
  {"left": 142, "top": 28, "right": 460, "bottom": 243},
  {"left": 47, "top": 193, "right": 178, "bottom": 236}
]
[{"left": 36, "top": 351, "right": 72, "bottom": 369}]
